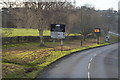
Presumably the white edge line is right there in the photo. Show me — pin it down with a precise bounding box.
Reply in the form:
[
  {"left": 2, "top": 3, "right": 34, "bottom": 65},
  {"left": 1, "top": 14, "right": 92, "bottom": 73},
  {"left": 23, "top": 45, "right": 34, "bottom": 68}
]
[{"left": 88, "top": 72, "right": 90, "bottom": 79}]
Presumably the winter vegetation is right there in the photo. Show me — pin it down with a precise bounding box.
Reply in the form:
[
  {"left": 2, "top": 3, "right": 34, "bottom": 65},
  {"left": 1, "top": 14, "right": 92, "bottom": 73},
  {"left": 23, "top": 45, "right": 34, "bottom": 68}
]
[
  {"left": 1, "top": 1, "right": 118, "bottom": 45},
  {"left": 1, "top": 0, "right": 119, "bottom": 78}
]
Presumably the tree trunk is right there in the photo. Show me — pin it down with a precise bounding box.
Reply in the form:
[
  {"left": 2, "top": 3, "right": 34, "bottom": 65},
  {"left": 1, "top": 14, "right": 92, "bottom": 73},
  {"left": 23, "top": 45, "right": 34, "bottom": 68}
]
[
  {"left": 83, "top": 34, "right": 87, "bottom": 41},
  {"left": 38, "top": 29, "right": 44, "bottom": 46}
]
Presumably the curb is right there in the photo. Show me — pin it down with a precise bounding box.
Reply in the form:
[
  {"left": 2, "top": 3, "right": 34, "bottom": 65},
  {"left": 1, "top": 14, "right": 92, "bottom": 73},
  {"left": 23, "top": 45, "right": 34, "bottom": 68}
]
[{"left": 36, "top": 43, "right": 115, "bottom": 78}]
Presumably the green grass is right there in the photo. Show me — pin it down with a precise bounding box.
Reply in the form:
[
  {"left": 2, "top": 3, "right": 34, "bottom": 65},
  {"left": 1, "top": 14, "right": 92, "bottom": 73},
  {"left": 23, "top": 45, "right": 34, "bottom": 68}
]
[
  {"left": 3, "top": 42, "right": 39, "bottom": 50},
  {"left": 2, "top": 41, "right": 62, "bottom": 50},
  {"left": 2, "top": 28, "right": 80, "bottom": 37},
  {"left": 2, "top": 28, "right": 50, "bottom": 37},
  {"left": 109, "top": 34, "right": 120, "bottom": 43}
]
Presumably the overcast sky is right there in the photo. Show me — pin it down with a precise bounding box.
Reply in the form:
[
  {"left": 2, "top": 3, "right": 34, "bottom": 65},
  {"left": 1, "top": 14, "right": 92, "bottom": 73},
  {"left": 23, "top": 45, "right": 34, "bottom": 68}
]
[{"left": 76, "top": 0, "right": 119, "bottom": 11}]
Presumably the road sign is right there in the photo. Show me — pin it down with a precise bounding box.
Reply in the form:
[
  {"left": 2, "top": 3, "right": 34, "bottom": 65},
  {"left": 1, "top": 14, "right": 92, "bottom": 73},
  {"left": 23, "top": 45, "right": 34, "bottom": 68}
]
[
  {"left": 94, "top": 28, "right": 101, "bottom": 33},
  {"left": 105, "top": 35, "right": 110, "bottom": 42},
  {"left": 94, "top": 28, "right": 101, "bottom": 44},
  {"left": 50, "top": 24, "right": 65, "bottom": 39},
  {"left": 51, "top": 32, "right": 65, "bottom": 39}
]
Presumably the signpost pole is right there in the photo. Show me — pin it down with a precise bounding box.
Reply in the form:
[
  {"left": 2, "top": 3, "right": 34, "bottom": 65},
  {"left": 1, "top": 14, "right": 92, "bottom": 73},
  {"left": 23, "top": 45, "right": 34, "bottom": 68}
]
[
  {"left": 53, "top": 38, "right": 56, "bottom": 51},
  {"left": 94, "top": 28, "right": 101, "bottom": 44},
  {"left": 97, "top": 35, "right": 99, "bottom": 44},
  {"left": 61, "top": 39, "right": 63, "bottom": 52}
]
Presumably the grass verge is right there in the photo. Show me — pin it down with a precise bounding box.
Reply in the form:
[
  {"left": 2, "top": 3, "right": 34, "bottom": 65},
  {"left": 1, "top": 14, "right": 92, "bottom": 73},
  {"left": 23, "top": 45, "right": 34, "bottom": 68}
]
[{"left": 2, "top": 39, "right": 110, "bottom": 78}]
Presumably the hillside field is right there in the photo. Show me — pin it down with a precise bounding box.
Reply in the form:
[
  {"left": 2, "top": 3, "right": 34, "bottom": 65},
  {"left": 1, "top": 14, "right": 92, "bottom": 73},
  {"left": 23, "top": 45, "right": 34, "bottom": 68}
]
[{"left": 2, "top": 28, "right": 80, "bottom": 37}]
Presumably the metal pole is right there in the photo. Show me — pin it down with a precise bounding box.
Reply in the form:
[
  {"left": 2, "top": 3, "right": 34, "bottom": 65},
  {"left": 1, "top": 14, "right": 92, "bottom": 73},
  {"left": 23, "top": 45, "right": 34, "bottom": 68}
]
[
  {"left": 97, "top": 35, "right": 99, "bottom": 44},
  {"left": 61, "top": 39, "right": 63, "bottom": 51},
  {"left": 53, "top": 38, "right": 56, "bottom": 51}
]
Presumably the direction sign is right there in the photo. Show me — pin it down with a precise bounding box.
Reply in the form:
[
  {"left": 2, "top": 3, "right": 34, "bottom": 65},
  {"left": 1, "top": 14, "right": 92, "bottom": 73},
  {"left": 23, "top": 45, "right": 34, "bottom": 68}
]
[
  {"left": 50, "top": 24, "right": 65, "bottom": 39},
  {"left": 51, "top": 32, "right": 65, "bottom": 39}
]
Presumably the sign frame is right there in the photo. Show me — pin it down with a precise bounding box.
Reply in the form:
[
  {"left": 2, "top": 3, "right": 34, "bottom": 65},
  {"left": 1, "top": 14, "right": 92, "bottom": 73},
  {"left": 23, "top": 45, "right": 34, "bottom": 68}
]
[
  {"left": 94, "top": 28, "right": 101, "bottom": 34},
  {"left": 50, "top": 24, "right": 65, "bottom": 39}
]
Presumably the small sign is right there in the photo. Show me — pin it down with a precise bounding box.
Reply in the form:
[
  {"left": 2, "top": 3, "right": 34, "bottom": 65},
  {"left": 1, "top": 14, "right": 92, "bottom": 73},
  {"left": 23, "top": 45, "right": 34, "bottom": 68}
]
[
  {"left": 51, "top": 32, "right": 65, "bottom": 39},
  {"left": 50, "top": 24, "right": 65, "bottom": 39},
  {"left": 94, "top": 28, "right": 101, "bottom": 33},
  {"left": 94, "top": 28, "right": 101, "bottom": 44},
  {"left": 105, "top": 35, "right": 110, "bottom": 42}
]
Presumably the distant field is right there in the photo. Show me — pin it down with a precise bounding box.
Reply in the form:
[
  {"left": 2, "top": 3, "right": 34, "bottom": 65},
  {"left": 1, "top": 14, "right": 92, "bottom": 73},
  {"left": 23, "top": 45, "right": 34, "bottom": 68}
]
[
  {"left": 2, "top": 28, "right": 80, "bottom": 37},
  {"left": 2, "top": 28, "right": 50, "bottom": 37}
]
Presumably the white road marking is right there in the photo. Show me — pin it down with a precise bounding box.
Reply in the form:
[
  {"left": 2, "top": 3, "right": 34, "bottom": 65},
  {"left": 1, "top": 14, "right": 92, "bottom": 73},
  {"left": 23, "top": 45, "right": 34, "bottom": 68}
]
[
  {"left": 88, "top": 72, "right": 90, "bottom": 79},
  {"left": 88, "top": 54, "right": 98, "bottom": 79},
  {"left": 90, "top": 58, "right": 93, "bottom": 62},
  {"left": 88, "top": 63, "right": 91, "bottom": 69}
]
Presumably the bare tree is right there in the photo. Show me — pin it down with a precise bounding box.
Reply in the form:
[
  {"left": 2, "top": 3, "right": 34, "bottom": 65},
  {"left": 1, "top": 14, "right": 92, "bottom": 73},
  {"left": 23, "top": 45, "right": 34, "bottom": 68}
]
[
  {"left": 77, "top": 6, "right": 95, "bottom": 40},
  {"left": 66, "top": 10, "right": 77, "bottom": 36},
  {"left": 3, "top": 1, "right": 75, "bottom": 46}
]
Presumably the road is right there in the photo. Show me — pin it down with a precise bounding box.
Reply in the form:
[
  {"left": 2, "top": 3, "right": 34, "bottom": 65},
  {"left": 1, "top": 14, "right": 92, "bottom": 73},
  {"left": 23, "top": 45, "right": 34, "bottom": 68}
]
[
  {"left": 37, "top": 43, "right": 118, "bottom": 79},
  {"left": 108, "top": 31, "right": 120, "bottom": 36}
]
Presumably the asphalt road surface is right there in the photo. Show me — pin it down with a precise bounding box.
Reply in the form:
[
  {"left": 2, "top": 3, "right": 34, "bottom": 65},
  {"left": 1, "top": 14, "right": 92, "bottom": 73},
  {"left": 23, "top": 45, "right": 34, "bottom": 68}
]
[{"left": 37, "top": 43, "right": 118, "bottom": 79}]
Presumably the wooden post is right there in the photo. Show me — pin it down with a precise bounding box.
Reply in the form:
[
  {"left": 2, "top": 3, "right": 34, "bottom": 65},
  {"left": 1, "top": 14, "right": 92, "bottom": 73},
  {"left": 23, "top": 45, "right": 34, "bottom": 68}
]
[
  {"left": 97, "top": 35, "right": 99, "bottom": 44},
  {"left": 81, "top": 39, "right": 83, "bottom": 46}
]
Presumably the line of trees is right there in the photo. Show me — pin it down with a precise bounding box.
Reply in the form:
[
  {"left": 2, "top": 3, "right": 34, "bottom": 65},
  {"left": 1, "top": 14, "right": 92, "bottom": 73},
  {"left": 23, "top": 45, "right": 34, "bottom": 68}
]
[{"left": 1, "top": 1, "right": 118, "bottom": 45}]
